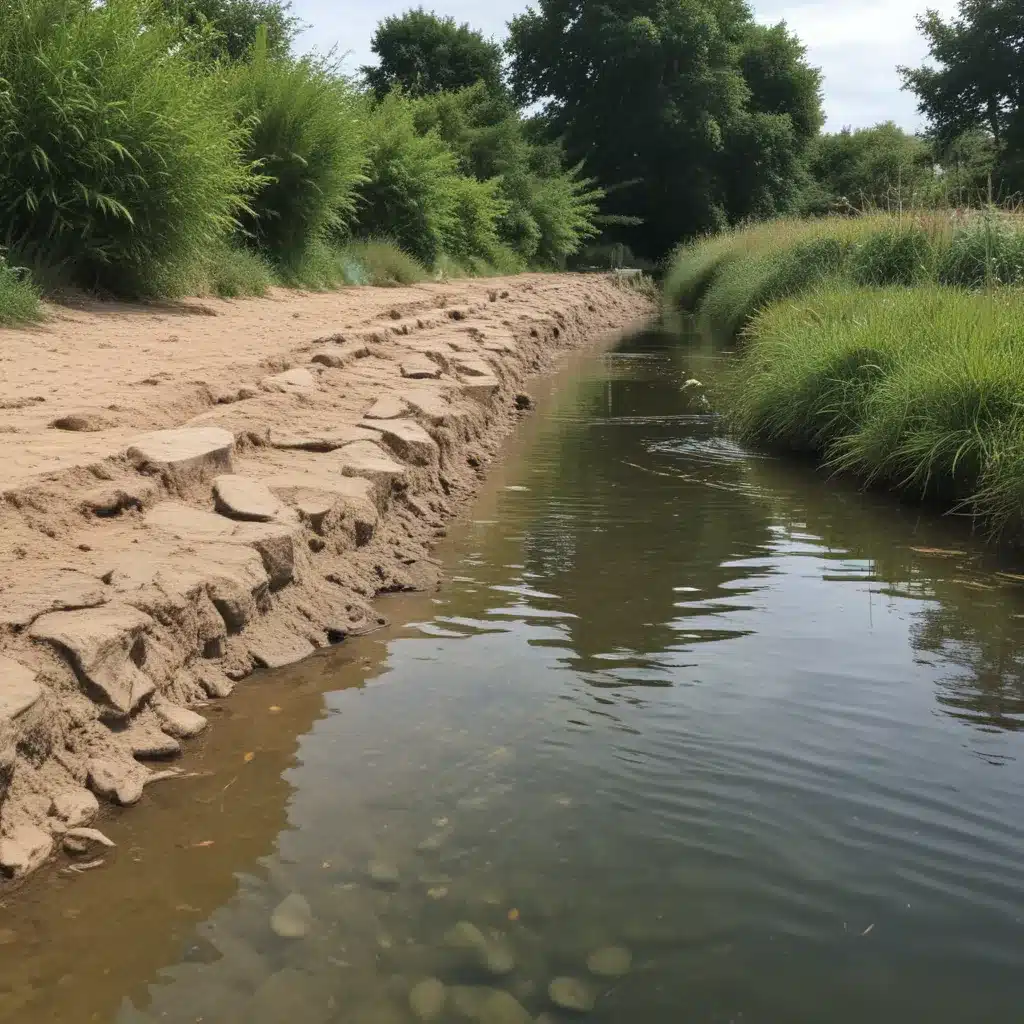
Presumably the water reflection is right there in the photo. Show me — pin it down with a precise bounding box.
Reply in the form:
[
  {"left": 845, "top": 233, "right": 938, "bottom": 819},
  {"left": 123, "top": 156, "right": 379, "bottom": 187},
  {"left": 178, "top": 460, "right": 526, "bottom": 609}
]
[{"left": 2, "top": 325, "right": 1024, "bottom": 1023}]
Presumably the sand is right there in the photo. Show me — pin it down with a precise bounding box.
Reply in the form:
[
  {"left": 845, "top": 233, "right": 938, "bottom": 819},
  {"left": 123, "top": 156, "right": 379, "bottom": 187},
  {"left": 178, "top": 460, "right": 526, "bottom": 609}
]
[{"left": 0, "top": 273, "right": 653, "bottom": 885}]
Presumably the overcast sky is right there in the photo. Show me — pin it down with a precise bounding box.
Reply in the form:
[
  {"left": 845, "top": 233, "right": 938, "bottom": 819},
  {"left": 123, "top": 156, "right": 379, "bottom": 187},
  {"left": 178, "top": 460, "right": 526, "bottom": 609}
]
[{"left": 293, "top": 0, "right": 962, "bottom": 133}]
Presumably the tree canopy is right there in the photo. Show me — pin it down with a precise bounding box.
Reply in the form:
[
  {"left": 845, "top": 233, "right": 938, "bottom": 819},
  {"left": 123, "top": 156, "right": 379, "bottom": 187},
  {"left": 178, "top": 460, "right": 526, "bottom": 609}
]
[
  {"left": 900, "top": 0, "right": 1024, "bottom": 193},
  {"left": 363, "top": 8, "right": 505, "bottom": 99},
  {"left": 160, "top": 0, "right": 299, "bottom": 62},
  {"left": 506, "top": 0, "right": 823, "bottom": 258}
]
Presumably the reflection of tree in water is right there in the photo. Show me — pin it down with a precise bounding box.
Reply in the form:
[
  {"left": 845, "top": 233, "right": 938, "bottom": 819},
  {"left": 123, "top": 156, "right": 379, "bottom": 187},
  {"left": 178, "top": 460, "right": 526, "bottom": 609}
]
[
  {"left": 517, "top": 330, "right": 776, "bottom": 686},
  {"left": 747, "top": 453, "right": 1024, "bottom": 733}
]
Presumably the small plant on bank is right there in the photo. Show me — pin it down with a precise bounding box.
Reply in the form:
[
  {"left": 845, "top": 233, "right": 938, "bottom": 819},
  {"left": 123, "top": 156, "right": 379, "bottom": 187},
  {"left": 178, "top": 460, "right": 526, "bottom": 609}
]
[{"left": 0, "top": 249, "right": 40, "bottom": 324}]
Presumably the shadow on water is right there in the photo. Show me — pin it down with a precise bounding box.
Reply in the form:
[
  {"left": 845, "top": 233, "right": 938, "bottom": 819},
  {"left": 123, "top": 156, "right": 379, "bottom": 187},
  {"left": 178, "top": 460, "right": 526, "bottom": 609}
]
[{"left": 3, "top": 322, "right": 1024, "bottom": 1023}]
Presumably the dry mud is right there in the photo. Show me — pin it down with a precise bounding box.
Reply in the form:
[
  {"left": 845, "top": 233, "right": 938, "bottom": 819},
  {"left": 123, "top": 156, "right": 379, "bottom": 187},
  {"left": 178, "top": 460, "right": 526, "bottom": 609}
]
[{"left": 0, "top": 273, "right": 652, "bottom": 885}]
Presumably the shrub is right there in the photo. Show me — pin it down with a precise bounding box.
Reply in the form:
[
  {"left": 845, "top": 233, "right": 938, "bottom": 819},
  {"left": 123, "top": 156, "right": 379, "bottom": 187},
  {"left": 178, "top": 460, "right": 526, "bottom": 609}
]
[
  {"left": 0, "top": 0, "right": 254, "bottom": 296},
  {"left": 345, "top": 239, "right": 428, "bottom": 286},
  {"left": 226, "top": 35, "right": 367, "bottom": 268},
  {"left": 0, "top": 249, "right": 40, "bottom": 324},
  {"left": 353, "top": 93, "right": 462, "bottom": 265}
]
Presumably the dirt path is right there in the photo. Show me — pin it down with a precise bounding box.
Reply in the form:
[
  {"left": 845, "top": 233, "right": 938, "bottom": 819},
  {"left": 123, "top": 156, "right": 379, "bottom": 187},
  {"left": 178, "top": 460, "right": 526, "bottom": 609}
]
[{"left": 0, "top": 273, "right": 653, "bottom": 885}]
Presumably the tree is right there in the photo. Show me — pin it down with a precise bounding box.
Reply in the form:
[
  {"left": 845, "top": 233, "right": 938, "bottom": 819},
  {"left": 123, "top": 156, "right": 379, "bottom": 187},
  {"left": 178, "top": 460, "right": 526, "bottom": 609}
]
[
  {"left": 363, "top": 8, "right": 505, "bottom": 99},
  {"left": 161, "top": 0, "right": 299, "bottom": 62},
  {"left": 899, "top": 0, "right": 1024, "bottom": 194},
  {"left": 802, "top": 123, "right": 936, "bottom": 212},
  {"left": 506, "top": 0, "right": 822, "bottom": 258}
]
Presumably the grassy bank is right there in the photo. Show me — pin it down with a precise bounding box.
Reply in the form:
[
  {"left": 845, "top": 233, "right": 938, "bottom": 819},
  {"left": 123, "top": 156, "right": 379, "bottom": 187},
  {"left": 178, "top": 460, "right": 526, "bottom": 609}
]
[
  {"left": 665, "top": 212, "right": 1024, "bottom": 338},
  {"left": 664, "top": 214, "right": 1024, "bottom": 538},
  {"left": 0, "top": 0, "right": 601, "bottom": 325}
]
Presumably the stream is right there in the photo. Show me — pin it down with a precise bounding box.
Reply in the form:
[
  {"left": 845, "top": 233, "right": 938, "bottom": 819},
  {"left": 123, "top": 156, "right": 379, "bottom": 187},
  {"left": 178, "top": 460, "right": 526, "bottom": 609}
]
[{"left": 2, "top": 324, "right": 1024, "bottom": 1023}]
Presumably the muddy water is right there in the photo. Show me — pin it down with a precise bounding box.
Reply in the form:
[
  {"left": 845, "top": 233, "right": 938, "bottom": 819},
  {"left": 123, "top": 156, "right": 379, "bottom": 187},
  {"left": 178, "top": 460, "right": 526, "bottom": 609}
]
[{"left": 4, "top": 326, "right": 1024, "bottom": 1023}]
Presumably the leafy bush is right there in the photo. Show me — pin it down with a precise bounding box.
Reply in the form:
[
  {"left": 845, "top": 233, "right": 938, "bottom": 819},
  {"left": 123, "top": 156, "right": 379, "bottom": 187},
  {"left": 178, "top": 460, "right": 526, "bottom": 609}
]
[
  {"left": 0, "top": 249, "right": 39, "bottom": 323},
  {"left": 0, "top": 0, "right": 254, "bottom": 295},
  {"left": 353, "top": 93, "right": 461, "bottom": 265},
  {"left": 227, "top": 35, "right": 366, "bottom": 268}
]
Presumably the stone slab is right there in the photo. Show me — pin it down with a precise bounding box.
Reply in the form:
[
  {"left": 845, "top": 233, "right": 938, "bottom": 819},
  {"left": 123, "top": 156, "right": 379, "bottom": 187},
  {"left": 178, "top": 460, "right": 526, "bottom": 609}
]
[
  {"left": 269, "top": 424, "right": 380, "bottom": 452},
  {"left": 364, "top": 396, "right": 409, "bottom": 421},
  {"left": 0, "top": 568, "right": 109, "bottom": 628},
  {"left": 260, "top": 368, "right": 317, "bottom": 395},
  {"left": 364, "top": 419, "right": 439, "bottom": 466},
  {"left": 337, "top": 441, "right": 407, "bottom": 489},
  {"left": 0, "top": 655, "right": 42, "bottom": 723},
  {"left": 29, "top": 605, "right": 155, "bottom": 718},
  {"left": 248, "top": 633, "right": 316, "bottom": 670},
  {"left": 127, "top": 427, "right": 234, "bottom": 478},
  {"left": 213, "top": 476, "right": 282, "bottom": 522}
]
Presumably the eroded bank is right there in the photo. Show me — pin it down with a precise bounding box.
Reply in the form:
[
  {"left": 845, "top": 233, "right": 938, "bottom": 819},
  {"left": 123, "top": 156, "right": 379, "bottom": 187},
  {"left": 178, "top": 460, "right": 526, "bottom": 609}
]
[{"left": 0, "top": 273, "right": 653, "bottom": 883}]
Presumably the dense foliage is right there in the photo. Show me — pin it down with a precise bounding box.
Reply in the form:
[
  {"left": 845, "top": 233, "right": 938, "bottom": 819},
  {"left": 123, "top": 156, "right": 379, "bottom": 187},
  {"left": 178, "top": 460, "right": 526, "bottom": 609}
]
[
  {"left": 506, "top": 0, "right": 824, "bottom": 258},
  {"left": 900, "top": 0, "right": 1024, "bottom": 196},
  {"left": 161, "top": 0, "right": 299, "bottom": 62},
  {"left": 363, "top": 9, "right": 505, "bottom": 100}
]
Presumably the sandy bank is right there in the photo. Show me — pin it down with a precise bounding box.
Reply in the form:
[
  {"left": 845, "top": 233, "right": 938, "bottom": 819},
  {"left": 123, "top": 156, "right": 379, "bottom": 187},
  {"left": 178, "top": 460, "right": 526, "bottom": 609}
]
[{"left": 0, "top": 273, "right": 653, "bottom": 885}]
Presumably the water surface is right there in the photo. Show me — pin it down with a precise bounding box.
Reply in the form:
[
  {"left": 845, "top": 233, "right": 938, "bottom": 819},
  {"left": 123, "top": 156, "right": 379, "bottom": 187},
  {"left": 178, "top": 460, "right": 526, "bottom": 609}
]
[{"left": 3, "top": 326, "right": 1024, "bottom": 1023}]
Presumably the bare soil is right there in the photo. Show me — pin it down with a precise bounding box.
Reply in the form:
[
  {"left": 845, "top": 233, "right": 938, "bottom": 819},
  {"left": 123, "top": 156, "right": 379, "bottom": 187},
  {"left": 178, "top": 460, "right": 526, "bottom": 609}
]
[{"left": 0, "top": 273, "right": 653, "bottom": 885}]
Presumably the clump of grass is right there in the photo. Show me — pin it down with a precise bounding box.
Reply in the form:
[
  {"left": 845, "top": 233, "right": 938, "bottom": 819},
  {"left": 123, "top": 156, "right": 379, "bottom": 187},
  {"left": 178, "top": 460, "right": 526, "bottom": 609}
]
[
  {"left": 731, "top": 285, "right": 1024, "bottom": 535},
  {"left": 937, "top": 216, "right": 1024, "bottom": 288},
  {"left": 0, "top": 0, "right": 254, "bottom": 297},
  {"left": 345, "top": 239, "right": 428, "bottom": 287},
  {"left": 0, "top": 251, "right": 40, "bottom": 324}
]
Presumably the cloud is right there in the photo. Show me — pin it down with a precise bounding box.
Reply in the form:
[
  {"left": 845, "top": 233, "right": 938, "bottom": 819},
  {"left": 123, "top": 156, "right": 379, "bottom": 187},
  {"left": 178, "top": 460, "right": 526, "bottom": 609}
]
[
  {"left": 293, "top": 0, "right": 962, "bottom": 132},
  {"left": 756, "top": 0, "right": 962, "bottom": 131}
]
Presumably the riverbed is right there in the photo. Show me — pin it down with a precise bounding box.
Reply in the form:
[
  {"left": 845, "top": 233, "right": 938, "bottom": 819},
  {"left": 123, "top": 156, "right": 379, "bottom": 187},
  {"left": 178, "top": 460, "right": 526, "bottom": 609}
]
[{"left": 3, "top": 324, "right": 1024, "bottom": 1023}]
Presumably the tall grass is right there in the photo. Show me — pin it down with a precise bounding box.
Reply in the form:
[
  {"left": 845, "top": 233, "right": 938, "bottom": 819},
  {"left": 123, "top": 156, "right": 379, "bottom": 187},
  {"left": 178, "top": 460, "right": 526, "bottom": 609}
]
[
  {"left": 0, "top": 0, "right": 255, "bottom": 296},
  {"left": 665, "top": 211, "right": 1024, "bottom": 337},
  {"left": 729, "top": 285, "right": 1024, "bottom": 536},
  {"left": 0, "top": 250, "right": 39, "bottom": 323}
]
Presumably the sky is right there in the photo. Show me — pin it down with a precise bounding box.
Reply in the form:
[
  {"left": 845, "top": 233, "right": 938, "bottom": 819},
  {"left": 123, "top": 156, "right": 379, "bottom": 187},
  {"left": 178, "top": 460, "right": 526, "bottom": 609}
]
[{"left": 292, "top": 0, "right": 963, "bottom": 133}]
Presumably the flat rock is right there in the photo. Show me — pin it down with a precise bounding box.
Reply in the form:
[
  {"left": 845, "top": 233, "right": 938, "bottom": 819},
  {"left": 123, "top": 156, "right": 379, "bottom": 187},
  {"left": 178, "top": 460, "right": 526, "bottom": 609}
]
[
  {"left": 368, "top": 859, "right": 400, "bottom": 887},
  {"left": 401, "top": 356, "right": 442, "bottom": 380},
  {"left": 449, "top": 988, "right": 530, "bottom": 1024},
  {"left": 548, "top": 977, "right": 596, "bottom": 1013},
  {"left": 0, "top": 569, "right": 109, "bottom": 628},
  {"left": 146, "top": 502, "right": 236, "bottom": 542},
  {"left": 81, "top": 480, "right": 160, "bottom": 516},
  {"left": 154, "top": 701, "right": 207, "bottom": 739},
  {"left": 213, "top": 475, "right": 282, "bottom": 522},
  {"left": 248, "top": 632, "right": 315, "bottom": 669},
  {"left": 409, "top": 979, "right": 446, "bottom": 1021},
  {"left": 460, "top": 376, "right": 501, "bottom": 403},
  {"left": 0, "top": 824, "right": 53, "bottom": 879},
  {"left": 337, "top": 441, "right": 406, "bottom": 489},
  {"left": 260, "top": 368, "right": 317, "bottom": 394},
  {"left": 52, "top": 788, "right": 99, "bottom": 827},
  {"left": 586, "top": 945, "right": 632, "bottom": 978},
  {"left": 364, "top": 419, "right": 439, "bottom": 467},
  {"left": 364, "top": 395, "right": 408, "bottom": 421},
  {"left": 453, "top": 357, "right": 494, "bottom": 378},
  {"left": 270, "top": 893, "right": 312, "bottom": 938},
  {"left": 87, "top": 757, "right": 148, "bottom": 806},
  {"left": 30, "top": 605, "right": 155, "bottom": 718},
  {"left": 269, "top": 424, "right": 379, "bottom": 452},
  {"left": 127, "top": 427, "right": 234, "bottom": 478},
  {"left": 266, "top": 472, "right": 379, "bottom": 539},
  {"left": 195, "top": 663, "right": 234, "bottom": 698},
  {"left": 444, "top": 921, "right": 487, "bottom": 951},
  {"left": 400, "top": 391, "right": 454, "bottom": 425},
  {"left": 63, "top": 827, "right": 116, "bottom": 856},
  {"left": 125, "top": 722, "right": 182, "bottom": 759},
  {"left": 310, "top": 340, "right": 371, "bottom": 368},
  {"left": 0, "top": 656, "right": 42, "bottom": 723}
]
